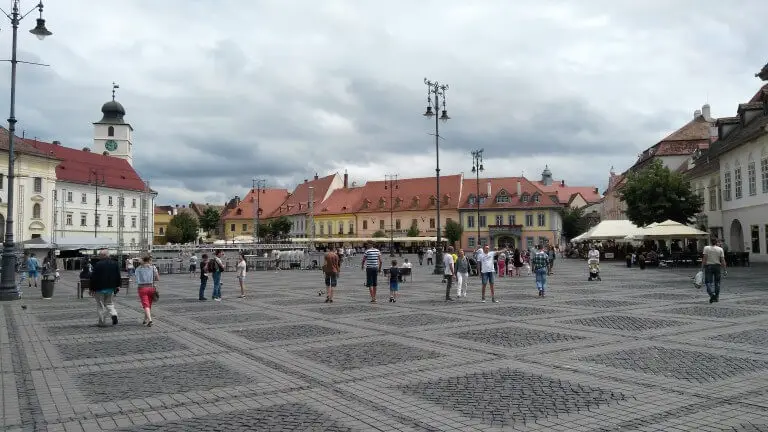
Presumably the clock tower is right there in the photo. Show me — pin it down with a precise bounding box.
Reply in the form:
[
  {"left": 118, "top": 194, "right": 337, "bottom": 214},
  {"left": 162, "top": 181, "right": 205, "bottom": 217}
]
[{"left": 93, "top": 82, "right": 134, "bottom": 166}]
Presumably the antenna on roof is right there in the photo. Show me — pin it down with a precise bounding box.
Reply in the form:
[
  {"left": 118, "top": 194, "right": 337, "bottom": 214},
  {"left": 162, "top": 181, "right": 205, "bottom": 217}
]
[{"left": 112, "top": 82, "right": 119, "bottom": 101}]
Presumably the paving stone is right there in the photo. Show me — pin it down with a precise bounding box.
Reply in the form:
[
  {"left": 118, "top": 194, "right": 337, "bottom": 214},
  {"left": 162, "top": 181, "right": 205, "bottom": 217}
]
[
  {"left": 232, "top": 324, "right": 345, "bottom": 343},
  {"left": 470, "top": 305, "right": 556, "bottom": 318},
  {"left": 114, "top": 403, "right": 352, "bottom": 431},
  {"left": 454, "top": 326, "right": 585, "bottom": 348},
  {"left": 75, "top": 360, "right": 256, "bottom": 402},
  {"left": 295, "top": 340, "right": 444, "bottom": 370},
  {"left": 263, "top": 298, "right": 326, "bottom": 306},
  {"left": 737, "top": 298, "right": 768, "bottom": 307},
  {"left": 157, "top": 303, "right": 238, "bottom": 313},
  {"left": 581, "top": 346, "right": 768, "bottom": 383},
  {"left": 44, "top": 322, "right": 147, "bottom": 337},
  {"left": 55, "top": 336, "right": 186, "bottom": 361},
  {"left": 186, "top": 312, "right": 279, "bottom": 325},
  {"left": 305, "top": 304, "right": 384, "bottom": 316},
  {"left": 396, "top": 367, "right": 627, "bottom": 426},
  {"left": 631, "top": 292, "right": 698, "bottom": 301},
  {"left": 710, "top": 328, "right": 768, "bottom": 347},
  {"left": 35, "top": 311, "right": 94, "bottom": 322},
  {"left": 563, "top": 315, "right": 689, "bottom": 331},
  {"left": 662, "top": 305, "right": 766, "bottom": 319},
  {"left": 559, "top": 299, "right": 641, "bottom": 308},
  {"left": 364, "top": 313, "right": 463, "bottom": 327}
]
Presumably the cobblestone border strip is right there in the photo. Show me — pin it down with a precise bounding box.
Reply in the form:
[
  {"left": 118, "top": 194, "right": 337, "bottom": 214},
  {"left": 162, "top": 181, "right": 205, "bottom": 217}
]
[{"left": 4, "top": 305, "right": 45, "bottom": 430}]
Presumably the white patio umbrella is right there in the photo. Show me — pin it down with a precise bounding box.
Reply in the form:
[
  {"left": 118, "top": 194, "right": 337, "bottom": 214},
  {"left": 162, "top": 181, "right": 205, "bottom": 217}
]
[
  {"left": 633, "top": 219, "right": 709, "bottom": 239},
  {"left": 583, "top": 220, "right": 644, "bottom": 241}
]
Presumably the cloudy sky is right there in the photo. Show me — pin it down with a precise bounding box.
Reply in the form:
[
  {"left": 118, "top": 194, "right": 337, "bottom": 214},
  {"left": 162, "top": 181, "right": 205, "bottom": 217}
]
[{"left": 2, "top": 0, "right": 767, "bottom": 204}]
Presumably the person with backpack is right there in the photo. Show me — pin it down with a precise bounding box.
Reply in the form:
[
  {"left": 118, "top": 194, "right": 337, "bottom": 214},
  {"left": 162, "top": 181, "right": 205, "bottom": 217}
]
[{"left": 208, "top": 250, "right": 225, "bottom": 301}]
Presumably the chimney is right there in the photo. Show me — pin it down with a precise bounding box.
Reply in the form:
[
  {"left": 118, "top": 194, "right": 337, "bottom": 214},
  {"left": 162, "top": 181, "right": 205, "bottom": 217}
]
[
  {"left": 486, "top": 180, "right": 491, "bottom": 196},
  {"left": 314, "top": 173, "right": 319, "bottom": 180},
  {"left": 343, "top": 170, "right": 348, "bottom": 188},
  {"left": 102, "top": 151, "right": 109, "bottom": 156},
  {"left": 52, "top": 140, "right": 61, "bottom": 145},
  {"left": 694, "top": 109, "right": 702, "bottom": 119},
  {"left": 594, "top": 187, "right": 599, "bottom": 194},
  {"left": 560, "top": 180, "right": 565, "bottom": 187},
  {"left": 702, "top": 104, "right": 711, "bottom": 121},
  {"left": 516, "top": 180, "right": 522, "bottom": 196},
  {"left": 82, "top": 147, "right": 91, "bottom": 152},
  {"left": 304, "top": 179, "right": 308, "bottom": 183}
]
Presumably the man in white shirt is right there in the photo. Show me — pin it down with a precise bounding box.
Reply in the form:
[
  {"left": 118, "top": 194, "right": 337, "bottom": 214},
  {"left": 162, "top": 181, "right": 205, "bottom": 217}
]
[
  {"left": 426, "top": 248, "right": 434, "bottom": 266},
  {"left": 401, "top": 259, "right": 412, "bottom": 269},
  {"left": 587, "top": 245, "right": 600, "bottom": 262},
  {"left": 443, "top": 247, "right": 455, "bottom": 302},
  {"left": 702, "top": 238, "right": 726, "bottom": 303},
  {"left": 475, "top": 245, "right": 499, "bottom": 303}
]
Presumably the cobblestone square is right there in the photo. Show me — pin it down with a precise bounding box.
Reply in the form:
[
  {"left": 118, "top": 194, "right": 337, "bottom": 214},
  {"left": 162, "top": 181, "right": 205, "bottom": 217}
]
[{"left": 2, "top": 257, "right": 767, "bottom": 431}]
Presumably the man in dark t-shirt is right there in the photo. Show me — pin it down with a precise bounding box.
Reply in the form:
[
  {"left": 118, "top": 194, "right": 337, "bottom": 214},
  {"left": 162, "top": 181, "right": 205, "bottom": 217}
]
[{"left": 323, "top": 247, "right": 340, "bottom": 303}]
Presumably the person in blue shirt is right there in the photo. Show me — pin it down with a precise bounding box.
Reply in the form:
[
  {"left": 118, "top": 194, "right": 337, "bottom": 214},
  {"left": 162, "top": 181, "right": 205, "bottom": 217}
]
[{"left": 27, "top": 253, "right": 40, "bottom": 288}]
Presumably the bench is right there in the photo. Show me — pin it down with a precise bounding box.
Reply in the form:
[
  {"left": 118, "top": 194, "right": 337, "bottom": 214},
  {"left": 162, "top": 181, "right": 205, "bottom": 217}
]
[
  {"left": 77, "top": 279, "right": 90, "bottom": 299},
  {"left": 383, "top": 267, "right": 412, "bottom": 283}
]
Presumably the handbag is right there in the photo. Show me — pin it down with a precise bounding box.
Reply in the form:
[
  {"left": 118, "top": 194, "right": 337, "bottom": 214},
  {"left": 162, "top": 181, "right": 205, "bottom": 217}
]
[
  {"left": 693, "top": 270, "right": 704, "bottom": 289},
  {"left": 152, "top": 285, "right": 160, "bottom": 301}
]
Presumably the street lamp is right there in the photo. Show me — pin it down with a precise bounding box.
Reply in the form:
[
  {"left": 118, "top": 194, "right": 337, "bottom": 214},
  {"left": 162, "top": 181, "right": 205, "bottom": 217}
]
[
  {"left": 88, "top": 169, "right": 105, "bottom": 238},
  {"left": 251, "top": 178, "right": 266, "bottom": 243},
  {"left": 0, "top": 1, "right": 52, "bottom": 301},
  {"left": 384, "top": 174, "right": 399, "bottom": 257},
  {"left": 471, "top": 149, "right": 484, "bottom": 249},
  {"left": 423, "top": 78, "right": 450, "bottom": 275}
]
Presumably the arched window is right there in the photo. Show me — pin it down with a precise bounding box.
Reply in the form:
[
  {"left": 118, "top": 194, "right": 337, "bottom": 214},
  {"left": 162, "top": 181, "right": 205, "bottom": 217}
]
[
  {"left": 107, "top": 126, "right": 114, "bottom": 137},
  {"left": 32, "top": 203, "right": 41, "bottom": 219}
]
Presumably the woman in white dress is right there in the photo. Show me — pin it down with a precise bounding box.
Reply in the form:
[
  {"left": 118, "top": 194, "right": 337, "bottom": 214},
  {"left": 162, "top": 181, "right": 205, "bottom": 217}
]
[{"left": 236, "top": 254, "right": 247, "bottom": 298}]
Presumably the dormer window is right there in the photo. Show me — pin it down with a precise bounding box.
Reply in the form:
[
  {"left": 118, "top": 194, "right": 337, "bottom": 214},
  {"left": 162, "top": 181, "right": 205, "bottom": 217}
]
[
  {"left": 411, "top": 196, "right": 420, "bottom": 208},
  {"left": 429, "top": 196, "right": 437, "bottom": 206},
  {"left": 395, "top": 197, "right": 403, "bottom": 208},
  {"left": 495, "top": 190, "right": 510, "bottom": 203},
  {"left": 443, "top": 194, "right": 450, "bottom": 205},
  {"left": 533, "top": 193, "right": 540, "bottom": 203},
  {"left": 236, "top": 208, "right": 243, "bottom": 215},
  {"left": 378, "top": 197, "right": 386, "bottom": 208},
  {"left": 363, "top": 199, "right": 371, "bottom": 209},
  {"left": 468, "top": 194, "right": 476, "bottom": 205},
  {"left": 549, "top": 195, "right": 559, "bottom": 203},
  {"left": 521, "top": 193, "right": 530, "bottom": 203}
]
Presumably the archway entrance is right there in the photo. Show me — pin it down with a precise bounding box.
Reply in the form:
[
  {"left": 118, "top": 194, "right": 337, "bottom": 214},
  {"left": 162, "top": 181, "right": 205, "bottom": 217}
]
[
  {"left": 496, "top": 236, "right": 516, "bottom": 248},
  {"left": 729, "top": 219, "right": 744, "bottom": 252}
]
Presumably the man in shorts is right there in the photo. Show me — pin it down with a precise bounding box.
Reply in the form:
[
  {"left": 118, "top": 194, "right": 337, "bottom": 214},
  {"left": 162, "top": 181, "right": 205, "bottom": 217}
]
[
  {"left": 475, "top": 245, "right": 499, "bottom": 303},
  {"left": 323, "top": 247, "right": 340, "bottom": 303},
  {"left": 27, "top": 253, "right": 41, "bottom": 288},
  {"left": 361, "top": 242, "right": 382, "bottom": 303}
]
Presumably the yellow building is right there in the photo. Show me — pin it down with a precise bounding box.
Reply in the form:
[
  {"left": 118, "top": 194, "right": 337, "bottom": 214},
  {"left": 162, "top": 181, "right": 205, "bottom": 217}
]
[
  {"left": 153, "top": 206, "right": 173, "bottom": 244},
  {"left": 221, "top": 187, "right": 289, "bottom": 241},
  {"left": 459, "top": 177, "right": 563, "bottom": 249},
  {"left": 312, "top": 187, "right": 365, "bottom": 239},
  {"left": 0, "top": 133, "right": 60, "bottom": 242}
]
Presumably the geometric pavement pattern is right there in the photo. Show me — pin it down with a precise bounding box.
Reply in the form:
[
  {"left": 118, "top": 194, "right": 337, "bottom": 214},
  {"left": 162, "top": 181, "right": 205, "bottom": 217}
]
[{"left": 1, "top": 256, "right": 767, "bottom": 431}]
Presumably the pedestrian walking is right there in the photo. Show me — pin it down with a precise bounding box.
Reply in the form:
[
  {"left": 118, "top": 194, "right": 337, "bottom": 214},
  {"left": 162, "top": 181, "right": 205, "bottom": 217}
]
[
  {"left": 443, "top": 246, "right": 455, "bottom": 301},
  {"left": 532, "top": 244, "right": 550, "bottom": 297},
  {"left": 89, "top": 249, "right": 121, "bottom": 327},
  {"left": 455, "top": 249, "right": 470, "bottom": 298},
  {"left": 189, "top": 254, "right": 198, "bottom": 278},
  {"left": 702, "top": 238, "right": 727, "bottom": 303},
  {"left": 476, "top": 245, "right": 499, "bottom": 303},
  {"left": 498, "top": 250, "right": 506, "bottom": 278},
  {"left": 323, "top": 247, "right": 340, "bottom": 303},
  {"left": 361, "top": 242, "right": 382, "bottom": 303},
  {"left": 236, "top": 254, "right": 247, "bottom": 298},
  {"left": 547, "top": 245, "right": 556, "bottom": 275},
  {"left": 417, "top": 248, "right": 424, "bottom": 266},
  {"left": 27, "top": 253, "right": 41, "bottom": 289},
  {"left": 199, "top": 254, "right": 209, "bottom": 300},
  {"left": 125, "top": 257, "right": 135, "bottom": 279},
  {"left": 135, "top": 256, "right": 159, "bottom": 327},
  {"left": 388, "top": 259, "right": 400, "bottom": 302},
  {"left": 426, "top": 248, "right": 434, "bottom": 266}
]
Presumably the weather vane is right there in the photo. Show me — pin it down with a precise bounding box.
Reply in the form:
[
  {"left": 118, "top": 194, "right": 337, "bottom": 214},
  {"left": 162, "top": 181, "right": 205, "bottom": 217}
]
[{"left": 112, "top": 82, "right": 120, "bottom": 100}]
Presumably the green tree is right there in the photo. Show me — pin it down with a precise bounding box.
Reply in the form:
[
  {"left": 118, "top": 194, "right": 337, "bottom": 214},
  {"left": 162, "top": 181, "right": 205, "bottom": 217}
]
[
  {"left": 199, "top": 207, "right": 220, "bottom": 235},
  {"left": 372, "top": 230, "right": 386, "bottom": 238},
  {"left": 268, "top": 216, "right": 292, "bottom": 239},
  {"left": 406, "top": 220, "right": 420, "bottom": 237},
  {"left": 164, "top": 223, "right": 183, "bottom": 244},
  {"left": 443, "top": 219, "right": 463, "bottom": 247},
  {"left": 168, "top": 212, "right": 200, "bottom": 244},
  {"left": 620, "top": 159, "right": 704, "bottom": 227},
  {"left": 257, "top": 222, "right": 272, "bottom": 240},
  {"left": 560, "top": 206, "right": 588, "bottom": 241}
]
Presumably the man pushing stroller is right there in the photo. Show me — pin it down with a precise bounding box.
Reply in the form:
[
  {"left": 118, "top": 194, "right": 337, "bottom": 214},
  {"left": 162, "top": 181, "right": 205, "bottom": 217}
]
[{"left": 587, "top": 245, "right": 601, "bottom": 281}]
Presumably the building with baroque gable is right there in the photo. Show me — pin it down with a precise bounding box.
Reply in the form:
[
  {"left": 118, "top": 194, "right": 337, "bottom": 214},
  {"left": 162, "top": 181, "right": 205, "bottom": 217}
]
[
  {"left": 268, "top": 173, "right": 342, "bottom": 238},
  {"left": 27, "top": 94, "right": 155, "bottom": 252},
  {"left": 0, "top": 130, "right": 60, "bottom": 242},
  {"left": 221, "top": 187, "right": 289, "bottom": 241},
  {"left": 601, "top": 106, "right": 717, "bottom": 221},
  {"left": 459, "top": 176, "right": 562, "bottom": 249},
  {"left": 533, "top": 166, "right": 602, "bottom": 209}
]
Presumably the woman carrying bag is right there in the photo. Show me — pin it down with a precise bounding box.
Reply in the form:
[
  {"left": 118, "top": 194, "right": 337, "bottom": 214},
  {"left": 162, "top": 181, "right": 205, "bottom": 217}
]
[{"left": 135, "top": 256, "right": 160, "bottom": 327}]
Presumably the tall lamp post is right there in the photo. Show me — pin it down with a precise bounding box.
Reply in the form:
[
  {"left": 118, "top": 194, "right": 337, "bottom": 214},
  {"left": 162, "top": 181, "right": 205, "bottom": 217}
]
[
  {"left": 384, "top": 174, "right": 398, "bottom": 257},
  {"left": 471, "top": 149, "right": 484, "bottom": 249},
  {"left": 88, "top": 170, "right": 105, "bottom": 238},
  {"left": 423, "top": 78, "right": 450, "bottom": 275},
  {"left": 0, "top": 1, "right": 52, "bottom": 301},
  {"left": 251, "top": 178, "right": 266, "bottom": 243}
]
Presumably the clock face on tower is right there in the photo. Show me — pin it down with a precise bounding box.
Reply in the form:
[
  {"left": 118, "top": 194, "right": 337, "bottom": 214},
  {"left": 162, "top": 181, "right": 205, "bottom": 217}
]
[{"left": 104, "top": 140, "right": 118, "bottom": 152}]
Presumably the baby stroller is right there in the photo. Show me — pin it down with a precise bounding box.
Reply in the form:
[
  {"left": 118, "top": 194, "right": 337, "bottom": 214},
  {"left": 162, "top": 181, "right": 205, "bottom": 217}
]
[{"left": 587, "top": 258, "right": 601, "bottom": 281}]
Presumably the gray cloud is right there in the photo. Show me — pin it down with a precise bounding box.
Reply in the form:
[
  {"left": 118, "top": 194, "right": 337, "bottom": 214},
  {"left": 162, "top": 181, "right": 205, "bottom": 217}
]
[{"left": 0, "top": 0, "right": 766, "bottom": 205}]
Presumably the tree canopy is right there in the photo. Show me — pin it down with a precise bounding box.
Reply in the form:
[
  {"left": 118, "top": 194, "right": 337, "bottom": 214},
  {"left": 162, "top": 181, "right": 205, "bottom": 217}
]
[
  {"left": 168, "top": 212, "right": 200, "bottom": 244},
  {"left": 560, "top": 206, "right": 588, "bottom": 241},
  {"left": 199, "top": 207, "right": 221, "bottom": 234},
  {"left": 406, "top": 220, "right": 420, "bottom": 237},
  {"left": 443, "top": 219, "right": 463, "bottom": 246},
  {"left": 620, "top": 159, "right": 704, "bottom": 227}
]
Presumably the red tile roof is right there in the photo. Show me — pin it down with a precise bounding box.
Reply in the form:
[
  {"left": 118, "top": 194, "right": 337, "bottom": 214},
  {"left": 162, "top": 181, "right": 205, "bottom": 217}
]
[
  {"left": 154, "top": 205, "right": 173, "bottom": 215},
  {"left": 355, "top": 174, "right": 463, "bottom": 213},
  {"left": 269, "top": 174, "right": 338, "bottom": 217},
  {"left": 0, "top": 128, "right": 59, "bottom": 160},
  {"left": 633, "top": 116, "right": 712, "bottom": 169},
  {"left": 223, "top": 188, "right": 289, "bottom": 220},
  {"left": 534, "top": 180, "right": 602, "bottom": 204},
  {"left": 17, "top": 133, "right": 149, "bottom": 192},
  {"left": 459, "top": 177, "right": 560, "bottom": 210},
  {"left": 317, "top": 186, "right": 365, "bottom": 215}
]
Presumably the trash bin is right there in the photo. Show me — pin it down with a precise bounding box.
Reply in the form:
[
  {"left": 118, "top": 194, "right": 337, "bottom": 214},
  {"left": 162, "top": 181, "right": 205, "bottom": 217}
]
[{"left": 41, "top": 274, "right": 55, "bottom": 299}]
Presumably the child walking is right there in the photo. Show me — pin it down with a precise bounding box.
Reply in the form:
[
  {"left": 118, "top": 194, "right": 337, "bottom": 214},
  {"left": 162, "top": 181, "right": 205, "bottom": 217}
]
[{"left": 389, "top": 259, "right": 401, "bottom": 303}]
